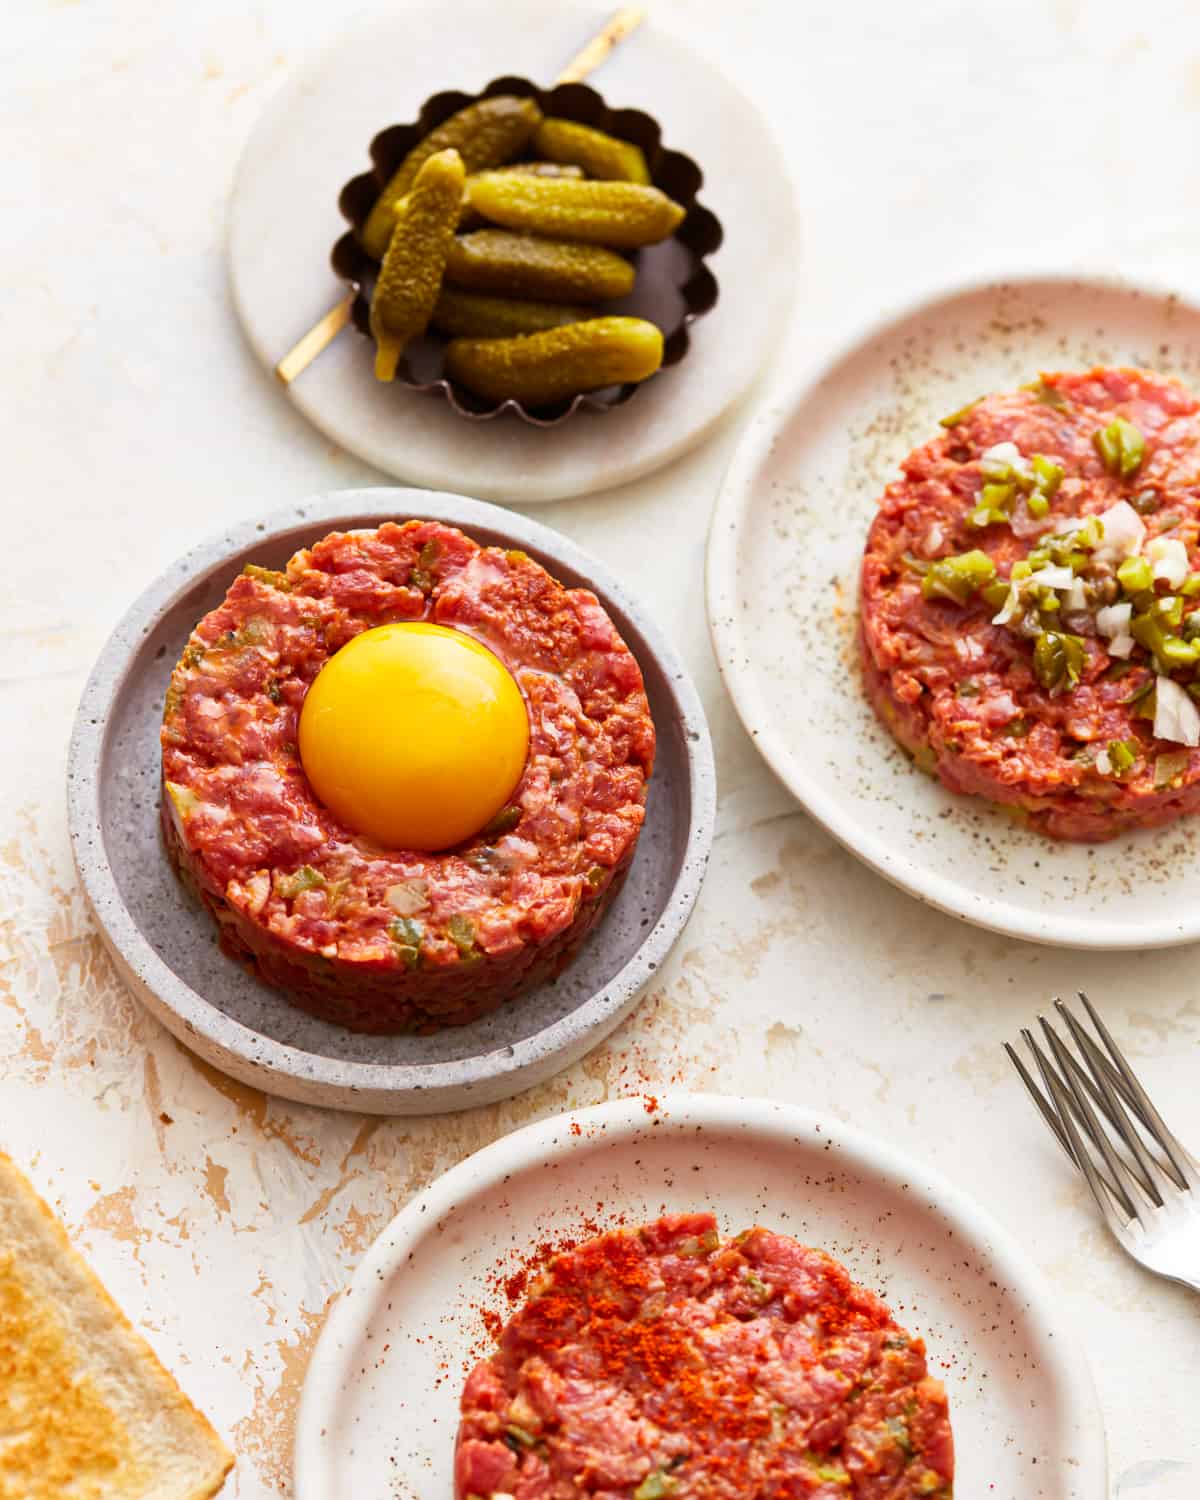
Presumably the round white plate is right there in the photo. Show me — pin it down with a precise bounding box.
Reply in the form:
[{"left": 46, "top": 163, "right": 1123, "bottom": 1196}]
[
  {"left": 228, "top": 1, "right": 797, "bottom": 504},
  {"left": 294, "top": 1094, "right": 1106, "bottom": 1499},
  {"left": 708, "top": 270, "right": 1200, "bottom": 949}
]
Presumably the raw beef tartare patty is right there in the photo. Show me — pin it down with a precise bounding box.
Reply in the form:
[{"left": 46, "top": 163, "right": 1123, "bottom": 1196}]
[
  {"left": 861, "top": 367, "right": 1200, "bottom": 840},
  {"left": 160, "top": 521, "right": 654, "bottom": 1032},
  {"left": 456, "top": 1214, "right": 953, "bottom": 1500}
]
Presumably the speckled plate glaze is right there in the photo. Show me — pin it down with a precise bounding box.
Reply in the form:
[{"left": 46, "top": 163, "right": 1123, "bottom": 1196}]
[
  {"left": 294, "top": 1094, "right": 1106, "bottom": 1499},
  {"left": 67, "top": 490, "right": 714, "bottom": 1115},
  {"left": 708, "top": 271, "right": 1200, "bottom": 949}
]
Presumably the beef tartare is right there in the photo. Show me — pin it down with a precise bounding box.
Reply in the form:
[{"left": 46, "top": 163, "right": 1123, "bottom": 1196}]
[
  {"left": 456, "top": 1213, "right": 954, "bottom": 1499},
  {"left": 160, "top": 521, "right": 654, "bottom": 1032},
  {"left": 861, "top": 367, "right": 1200, "bottom": 840}
]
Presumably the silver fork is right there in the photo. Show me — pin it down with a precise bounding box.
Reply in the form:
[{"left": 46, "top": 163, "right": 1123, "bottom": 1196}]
[{"left": 1006, "top": 992, "right": 1200, "bottom": 1294}]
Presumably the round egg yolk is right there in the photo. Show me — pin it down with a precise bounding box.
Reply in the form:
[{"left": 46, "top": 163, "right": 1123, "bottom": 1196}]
[{"left": 297, "top": 622, "right": 529, "bottom": 852}]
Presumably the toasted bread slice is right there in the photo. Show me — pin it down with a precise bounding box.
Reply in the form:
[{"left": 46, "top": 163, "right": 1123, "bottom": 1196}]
[{"left": 0, "top": 1151, "right": 234, "bottom": 1499}]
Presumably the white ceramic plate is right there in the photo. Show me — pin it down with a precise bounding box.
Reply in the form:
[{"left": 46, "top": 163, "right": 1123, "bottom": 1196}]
[
  {"left": 228, "top": 0, "right": 797, "bottom": 504},
  {"left": 294, "top": 1094, "right": 1106, "bottom": 1499},
  {"left": 708, "top": 271, "right": 1200, "bottom": 949}
]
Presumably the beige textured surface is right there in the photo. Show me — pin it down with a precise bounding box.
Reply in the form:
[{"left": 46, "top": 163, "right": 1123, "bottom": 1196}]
[
  {"left": 0, "top": 1153, "right": 233, "bottom": 1499},
  {"left": 2, "top": 1, "right": 1199, "bottom": 1497}
]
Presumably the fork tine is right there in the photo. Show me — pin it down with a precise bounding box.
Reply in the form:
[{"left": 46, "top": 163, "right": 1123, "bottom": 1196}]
[
  {"left": 1022, "top": 1025, "right": 1129, "bottom": 1214},
  {"left": 1005, "top": 1040, "right": 1076, "bottom": 1162},
  {"left": 1077, "top": 992, "right": 1194, "bottom": 1190},
  {"left": 1054, "top": 999, "right": 1166, "bottom": 1204},
  {"left": 1024, "top": 1024, "right": 1124, "bottom": 1177},
  {"left": 1039, "top": 1015, "right": 1142, "bottom": 1222}
]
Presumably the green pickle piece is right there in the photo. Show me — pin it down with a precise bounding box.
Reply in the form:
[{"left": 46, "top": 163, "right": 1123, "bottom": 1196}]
[
  {"left": 920, "top": 549, "right": 996, "bottom": 605},
  {"left": 369, "top": 149, "right": 466, "bottom": 382},
  {"left": 431, "top": 288, "right": 593, "bottom": 339},
  {"left": 465, "top": 173, "right": 685, "bottom": 248},
  {"left": 444, "top": 317, "right": 663, "bottom": 406},
  {"left": 533, "top": 116, "right": 651, "bottom": 183},
  {"left": 362, "top": 95, "right": 542, "bottom": 260},
  {"left": 1033, "top": 630, "right": 1086, "bottom": 694},
  {"left": 1093, "top": 416, "right": 1146, "bottom": 478},
  {"left": 445, "top": 229, "right": 635, "bottom": 302}
]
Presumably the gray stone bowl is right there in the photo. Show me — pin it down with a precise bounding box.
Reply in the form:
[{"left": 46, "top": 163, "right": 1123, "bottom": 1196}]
[{"left": 67, "top": 490, "right": 714, "bottom": 1115}]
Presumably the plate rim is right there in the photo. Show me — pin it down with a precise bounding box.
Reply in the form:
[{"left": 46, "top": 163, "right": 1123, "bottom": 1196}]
[
  {"left": 293, "top": 1090, "right": 1108, "bottom": 1499},
  {"left": 706, "top": 265, "right": 1200, "bottom": 950},
  {"left": 67, "top": 487, "right": 715, "bottom": 1113}
]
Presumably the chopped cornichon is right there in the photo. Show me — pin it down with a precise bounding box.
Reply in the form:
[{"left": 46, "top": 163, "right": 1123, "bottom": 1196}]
[
  {"left": 1094, "top": 416, "right": 1145, "bottom": 478},
  {"left": 634, "top": 1471, "right": 679, "bottom": 1500},
  {"left": 921, "top": 549, "right": 996, "bottom": 604},
  {"left": 1027, "top": 493, "right": 1050, "bottom": 518},
  {"left": 1117, "top": 555, "right": 1153, "bottom": 594},
  {"left": 503, "top": 1424, "right": 539, "bottom": 1450},
  {"left": 939, "top": 398, "right": 981, "bottom": 428},
  {"left": 389, "top": 916, "right": 424, "bottom": 968},
  {"left": 276, "top": 865, "right": 325, "bottom": 900},
  {"left": 1031, "top": 454, "right": 1064, "bottom": 495},
  {"left": 1107, "top": 739, "right": 1138, "bottom": 774},
  {"left": 1033, "top": 631, "right": 1086, "bottom": 694},
  {"left": 447, "top": 913, "right": 479, "bottom": 958}
]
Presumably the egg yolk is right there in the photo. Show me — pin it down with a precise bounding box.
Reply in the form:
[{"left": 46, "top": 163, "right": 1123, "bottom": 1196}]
[{"left": 297, "top": 622, "right": 529, "bottom": 852}]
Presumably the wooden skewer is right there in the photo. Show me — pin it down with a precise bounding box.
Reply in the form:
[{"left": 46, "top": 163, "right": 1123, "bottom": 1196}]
[{"left": 274, "top": 6, "right": 647, "bottom": 386}]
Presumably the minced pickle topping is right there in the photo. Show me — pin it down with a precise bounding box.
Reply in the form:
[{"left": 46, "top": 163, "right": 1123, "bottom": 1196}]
[{"left": 916, "top": 418, "right": 1200, "bottom": 758}]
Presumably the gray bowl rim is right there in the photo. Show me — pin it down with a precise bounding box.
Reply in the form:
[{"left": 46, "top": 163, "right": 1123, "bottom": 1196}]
[{"left": 66, "top": 487, "right": 715, "bottom": 1110}]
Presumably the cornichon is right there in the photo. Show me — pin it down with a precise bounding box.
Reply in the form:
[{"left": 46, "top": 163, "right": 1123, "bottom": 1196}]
[
  {"left": 465, "top": 173, "right": 685, "bottom": 248},
  {"left": 459, "top": 162, "right": 585, "bottom": 228},
  {"left": 920, "top": 549, "right": 996, "bottom": 605},
  {"left": 445, "top": 229, "right": 635, "bottom": 302},
  {"left": 370, "top": 149, "right": 465, "bottom": 382},
  {"left": 1033, "top": 630, "right": 1086, "bottom": 694},
  {"left": 430, "top": 288, "right": 593, "bottom": 339},
  {"left": 533, "top": 116, "right": 651, "bottom": 183},
  {"left": 362, "top": 95, "right": 542, "bottom": 259},
  {"left": 444, "top": 317, "right": 663, "bottom": 405}
]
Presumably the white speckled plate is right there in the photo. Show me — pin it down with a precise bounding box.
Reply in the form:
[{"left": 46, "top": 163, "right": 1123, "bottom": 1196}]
[
  {"left": 294, "top": 1094, "right": 1106, "bottom": 1499},
  {"left": 227, "top": 0, "right": 797, "bottom": 504},
  {"left": 708, "top": 271, "right": 1200, "bottom": 949}
]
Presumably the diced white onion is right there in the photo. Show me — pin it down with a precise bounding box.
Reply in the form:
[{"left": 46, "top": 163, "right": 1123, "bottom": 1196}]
[
  {"left": 1096, "top": 602, "right": 1132, "bottom": 638},
  {"left": 1028, "top": 565, "right": 1074, "bottom": 590},
  {"left": 1065, "top": 577, "right": 1089, "bottom": 612},
  {"left": 1154, "top": 677, "right": 1200, "bottom": 747},
  {"left": 925, "top": 522, "right": 945, "bottom": 552},
  {"left": 1107, "top": 633, "right": 1135, "bottom": 659},
  {"left": 1095, "top": 749, "right": 1113, "bottom": 776},
  {"left": 1092, "top": 501, "right": 1146, "bottom": 563},
  {"left": 980, "top": 440, "right": 1032, "bottom": 480},
  {"left": 1147, "top": 535, "right": 1189, "bottom": 588},
  {"left": 992, "top": 584, "right": 1023, "bottom": 626}
]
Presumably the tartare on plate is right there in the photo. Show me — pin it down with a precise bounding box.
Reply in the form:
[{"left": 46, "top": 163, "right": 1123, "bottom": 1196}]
[
  {"left": 456, "top": 1213, "right": 954, "bottom": 1500},
  {"left": 861, "top": 366, "right": 1200, "bottom": 840},
  {"left": 161, "top": 520, "right": 654, "bottom": 1033}
]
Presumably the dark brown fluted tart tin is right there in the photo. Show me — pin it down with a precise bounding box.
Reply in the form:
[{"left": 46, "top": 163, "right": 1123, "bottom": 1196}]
[{"left": 332, "top": 76, "right": 723, "bottom": 427}]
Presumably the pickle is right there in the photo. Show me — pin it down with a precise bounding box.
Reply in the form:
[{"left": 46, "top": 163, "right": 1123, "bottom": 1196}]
[
  {"left": 459, "top": 161, "right": 585, "bottom": 229},
  {"left": 466, "top": 174, "right": 684, "bottom": 248},
  {"left": 445, "top": 230, "right": 634, "bottom": 302},
  {"left": 431, "top": 289, "right": 593, "bottom": 339},
  {"left": 362, "top": 96, "right": 542, "bottom": 260},
  {"left": 369, "top": 149, "right": 465, "bottom": 382},
  {"left": 444, "top": 317, "right": 663, "bottom": 405},
  {"left": 532, "top": 118, "right": 651, "bottom": 184}
]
